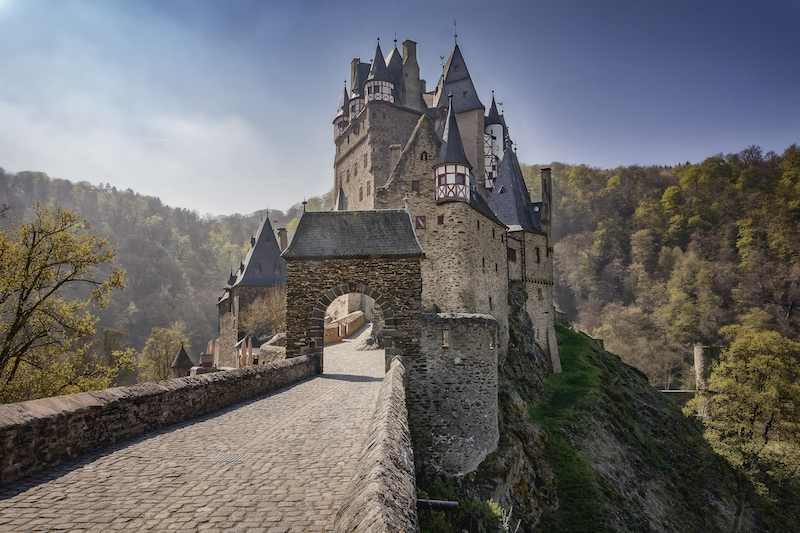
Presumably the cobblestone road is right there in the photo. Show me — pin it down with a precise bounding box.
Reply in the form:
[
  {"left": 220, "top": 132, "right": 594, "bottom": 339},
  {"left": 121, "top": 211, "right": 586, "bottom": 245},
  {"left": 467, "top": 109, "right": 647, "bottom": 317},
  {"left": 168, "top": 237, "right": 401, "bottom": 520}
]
[{"left": 0, "top": 327, "right": 385, "bottom": 533}]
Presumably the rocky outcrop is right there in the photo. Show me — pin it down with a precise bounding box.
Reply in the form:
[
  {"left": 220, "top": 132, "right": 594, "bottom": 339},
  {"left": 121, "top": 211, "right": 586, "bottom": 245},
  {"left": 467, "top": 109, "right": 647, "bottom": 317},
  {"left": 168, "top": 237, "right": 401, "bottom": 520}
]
[{"left": 457, "top": 281, "right": 558, "bottom": 532}]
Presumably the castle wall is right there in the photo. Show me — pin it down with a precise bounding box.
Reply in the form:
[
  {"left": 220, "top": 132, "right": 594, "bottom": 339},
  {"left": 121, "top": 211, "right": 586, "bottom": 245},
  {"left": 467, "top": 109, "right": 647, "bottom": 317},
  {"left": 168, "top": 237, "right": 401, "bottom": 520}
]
[
  {"left": 334, "top": 105, "right": 421, "bottom": 210},
  {"left": 513, "top": 230, "right": 561, "bottom": 373},
  {"left": 0, "top": 355, "right": 317, "bottom": 483},
  {"left": 375, "top": 117, "right": 508, "bottom": 354},
  {"left": 407, "top": 313, "right": 499, "bottom": 476}
]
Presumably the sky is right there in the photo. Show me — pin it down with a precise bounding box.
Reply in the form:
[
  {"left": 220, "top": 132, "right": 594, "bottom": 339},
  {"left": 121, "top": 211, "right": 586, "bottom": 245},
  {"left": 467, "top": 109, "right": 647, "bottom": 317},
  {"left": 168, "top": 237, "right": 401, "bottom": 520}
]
[{"left": 0, "top": 0, "right": 797, "bottom": 216}]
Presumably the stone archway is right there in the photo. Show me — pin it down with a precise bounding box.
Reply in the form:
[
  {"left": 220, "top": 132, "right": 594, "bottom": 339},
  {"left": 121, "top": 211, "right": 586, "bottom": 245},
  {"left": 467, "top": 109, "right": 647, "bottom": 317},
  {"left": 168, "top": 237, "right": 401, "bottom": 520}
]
[
  {"left": 280, "top": 210, "right": 425, "bottom": 373},
  {"left": 283, "top": 257, "right": 422, "bottom": 373}
]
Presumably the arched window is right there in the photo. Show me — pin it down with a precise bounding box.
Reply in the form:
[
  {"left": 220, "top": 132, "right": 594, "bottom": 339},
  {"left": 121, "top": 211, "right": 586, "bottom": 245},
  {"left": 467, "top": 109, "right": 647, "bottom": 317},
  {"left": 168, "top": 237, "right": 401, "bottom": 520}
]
[{"left": 420, "top": 151, "right": 428, "bottom": 161}]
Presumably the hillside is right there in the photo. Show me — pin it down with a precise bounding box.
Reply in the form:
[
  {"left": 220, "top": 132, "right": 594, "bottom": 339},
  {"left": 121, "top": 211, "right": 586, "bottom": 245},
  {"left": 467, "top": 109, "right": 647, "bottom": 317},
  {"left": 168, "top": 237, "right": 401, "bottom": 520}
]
[
  {"left": 522, "top": 144, "right": 800, "bottom": 390},
  {"left": 420, "top": 313, "right": 800, "bottom": 532},
  {"left": 0, "top": 168, "right": 332, "bottom": 361}
]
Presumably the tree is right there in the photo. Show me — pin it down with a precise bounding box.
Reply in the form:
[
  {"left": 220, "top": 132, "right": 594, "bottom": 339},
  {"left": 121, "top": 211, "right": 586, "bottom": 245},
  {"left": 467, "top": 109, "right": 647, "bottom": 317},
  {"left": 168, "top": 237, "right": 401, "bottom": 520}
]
[
  {"left": 0, "top": 203, "right": 125, "bottom": 400},
  {"left": 138, "top": 326, "right": 189, "bottom": 382},
  {"left": 686, "top": 331, "right": 800, "bottom": 532},
  {"left": 239, "top": 287, "right": 287, "bottom": 340}
]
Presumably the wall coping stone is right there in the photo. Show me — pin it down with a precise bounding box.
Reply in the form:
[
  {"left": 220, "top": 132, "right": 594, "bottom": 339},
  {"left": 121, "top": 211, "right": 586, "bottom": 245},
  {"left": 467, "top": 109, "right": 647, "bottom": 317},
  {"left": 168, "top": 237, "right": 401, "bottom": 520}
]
[
  {"left": 333, "top": 357, "right": 419, "bottom": 533},
  {"left": 1, "top": 355, "right": 317, "bottom": 484}
]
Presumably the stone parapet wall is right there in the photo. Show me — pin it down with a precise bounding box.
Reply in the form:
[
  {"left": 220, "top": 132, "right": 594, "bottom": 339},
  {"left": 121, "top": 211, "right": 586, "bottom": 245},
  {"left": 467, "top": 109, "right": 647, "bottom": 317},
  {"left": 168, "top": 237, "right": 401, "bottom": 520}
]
[
  {"left": 334, "top": 357, "right": 419, "bottom": 533},
  {"left": 0, "top": 355, "right": 317, "bottom": 483},
  {"left": 324, "top": 311, "right": 366, "bottom": 344}
]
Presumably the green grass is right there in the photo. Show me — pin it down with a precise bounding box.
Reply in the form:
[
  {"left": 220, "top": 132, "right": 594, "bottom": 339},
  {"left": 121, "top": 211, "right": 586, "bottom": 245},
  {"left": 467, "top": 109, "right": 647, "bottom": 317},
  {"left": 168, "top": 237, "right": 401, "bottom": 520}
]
[{"left": 528, "top": 324, "right": 610, "bottom": 531}]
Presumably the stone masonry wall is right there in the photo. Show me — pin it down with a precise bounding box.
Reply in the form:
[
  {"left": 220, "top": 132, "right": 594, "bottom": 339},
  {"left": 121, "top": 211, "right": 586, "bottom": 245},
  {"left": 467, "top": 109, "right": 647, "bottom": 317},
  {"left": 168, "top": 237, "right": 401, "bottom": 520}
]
[
  {"left": 333, "top": 357, "right": 419, "bottom": 533},
  {"left": 408, "top": 313, "right": 499, "bottom": 476},
  {"left": 284, "top": 257, "right": 422, "bottom": 367},
  {"left": 0, "top": 355, "right": 317, "bottom": 483},
  {"left": 335, "top": 105, "right": 421, "bottom": 210},
  {"left": 375, "top": 116, "right": 509, "bottom": 354}
]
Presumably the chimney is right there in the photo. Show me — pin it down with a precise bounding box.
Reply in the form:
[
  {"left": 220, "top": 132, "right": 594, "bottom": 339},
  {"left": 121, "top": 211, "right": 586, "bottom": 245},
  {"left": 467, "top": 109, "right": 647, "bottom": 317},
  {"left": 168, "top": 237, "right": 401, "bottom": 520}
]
[{"left": 277, "top": 228, "right": 287, "bottom": 252}]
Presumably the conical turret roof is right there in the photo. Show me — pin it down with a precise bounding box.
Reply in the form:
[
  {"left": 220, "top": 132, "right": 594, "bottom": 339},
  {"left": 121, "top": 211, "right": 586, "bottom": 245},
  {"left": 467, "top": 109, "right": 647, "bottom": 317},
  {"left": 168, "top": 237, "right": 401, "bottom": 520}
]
[
  {"left": 435, "top": 96, "right": 472, "bottom": 168},
  {"left": 433, "top": 44, "right": 483, "bottom": 113},
  {"left": 366, "top": 41, "right": 390, "bottom": 82},
  {"left": 486, "top": 94, "right": 502, "bottom": 125},
  {"left": 171, "top": 344, "right": 193, "bottom": 370},
  {"left": 335, "top": 84, "right": 349, "bottom": 119},
  {"left": 488, "top": 138, "right": 542, "bottom": 234}
]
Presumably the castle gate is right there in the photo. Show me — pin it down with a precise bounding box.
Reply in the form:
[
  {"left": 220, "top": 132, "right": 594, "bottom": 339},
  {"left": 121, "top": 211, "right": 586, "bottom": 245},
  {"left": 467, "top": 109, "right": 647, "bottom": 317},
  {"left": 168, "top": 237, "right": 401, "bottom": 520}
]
[{"left": 281, "top": 210, "right": 424, "bottom": 371}]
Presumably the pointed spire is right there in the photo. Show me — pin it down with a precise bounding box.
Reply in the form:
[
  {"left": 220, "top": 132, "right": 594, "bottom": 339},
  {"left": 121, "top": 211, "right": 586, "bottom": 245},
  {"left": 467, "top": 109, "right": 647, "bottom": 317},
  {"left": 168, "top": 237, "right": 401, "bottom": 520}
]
[
  {"left": 336, "top": 82, "right": 349, "bottom": 118},
  {"left": 486, "top": 93, "right": 503, "bottom": 125},
  {"left": 433, "top": 43, "right": 483, "bottom": 113},
  {"left": 488, "top": 138, "right": 538, "bottom": 233},
  {"left": 436, "top": 95, "right": 472, "bottom": 168},
  {"left": 367, "top": 39, "right": 390, "bottom": 82}
]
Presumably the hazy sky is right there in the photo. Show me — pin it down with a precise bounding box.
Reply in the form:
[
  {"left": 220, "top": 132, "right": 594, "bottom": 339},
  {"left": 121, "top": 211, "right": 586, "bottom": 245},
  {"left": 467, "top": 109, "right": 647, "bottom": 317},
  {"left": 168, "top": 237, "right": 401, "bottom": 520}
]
[{"left": 0, "top": 0, "right": 797, "bottom": 216}]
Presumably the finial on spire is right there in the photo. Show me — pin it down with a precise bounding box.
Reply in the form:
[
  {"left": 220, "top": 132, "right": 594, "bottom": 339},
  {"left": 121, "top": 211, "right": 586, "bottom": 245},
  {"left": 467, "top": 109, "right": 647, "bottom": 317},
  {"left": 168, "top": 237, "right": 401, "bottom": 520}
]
[
  {"left": 454, "top": 19, "right": 457, "bottom": 44},
  {"left": 302, "top": 199, "right": 307, "bottom": 212},
  {"left": 394, "top": 29, "right": 397, "bottom": 47}
]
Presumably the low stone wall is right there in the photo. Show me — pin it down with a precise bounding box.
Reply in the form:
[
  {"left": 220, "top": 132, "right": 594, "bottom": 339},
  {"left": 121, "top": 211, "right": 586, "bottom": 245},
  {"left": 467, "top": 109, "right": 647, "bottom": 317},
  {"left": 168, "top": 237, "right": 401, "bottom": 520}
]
[
  {"left": 324, "top": 311, "right": 366, "bottom": 344},
  {"left": 0, "top": 355, "right": 317, "bottom": 484},
  {"left": 333, "top": 357, "right": 419, "bottom": 533}
]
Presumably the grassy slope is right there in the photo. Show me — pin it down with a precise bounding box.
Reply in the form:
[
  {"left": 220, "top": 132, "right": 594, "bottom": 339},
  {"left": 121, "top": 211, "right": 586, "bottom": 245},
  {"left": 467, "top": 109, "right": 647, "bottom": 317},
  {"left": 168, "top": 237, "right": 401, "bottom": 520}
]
[{"left": 529, "top": 324, "right": 738, "bottom": 532}]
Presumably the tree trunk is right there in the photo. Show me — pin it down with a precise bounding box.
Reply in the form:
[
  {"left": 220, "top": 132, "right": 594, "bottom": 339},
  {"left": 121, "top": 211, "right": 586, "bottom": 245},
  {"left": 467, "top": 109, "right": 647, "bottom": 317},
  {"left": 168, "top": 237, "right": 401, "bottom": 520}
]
[{"left": 732, "top": 491, "right": 747, "bottom": 533}]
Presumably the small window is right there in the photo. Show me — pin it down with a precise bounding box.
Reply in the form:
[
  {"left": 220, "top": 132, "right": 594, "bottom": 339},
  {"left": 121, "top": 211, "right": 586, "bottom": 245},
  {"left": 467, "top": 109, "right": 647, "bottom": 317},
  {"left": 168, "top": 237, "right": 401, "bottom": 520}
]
[
  {"left": 359, "top": 187, "right": 363, "bottom": 201},
  {"left": 495, "top": 263, "right": 498, "bottom": 272},
  {"left": 477, "top": 220, "right": 480, "bottom": 230},
  {"left": 364, "top": 154, "right": 368, "bottom": 167},
  {"left": 255, "top": 265, "right": 261, "bottom": 273},
  {"left": 442, "top": 330, "right": 449, "bottom": 348},
  {"left": 498, "top": 186, "right": 505, "bottom": 194},
  {"left": 346, "top": 169, "right": 350, "bottom": 183},
  {"left": 501, "top": 234, "right": 504, "bottom": 243},
  {"left": 456, "top": 174, "right": 465, "bottom": 185},
  {"left": 437, "top": 215, "right": 444, "bottom": 225},
  {"left": 382, "top": 113, "right": 387, "bottom": 119},
  {"left": 411, "top": 181, "right": 419, "bottom": 191},
  {"left": 507, "top": 248, "right": 517, "bottom": 262},
  {"left": 367, "top": 183, "right": 371, "bottom": 196},
  {"left": 482, "top": 258, "right": 485, "bottom": 268},
  {"left": 534, "top": 247, "right": 541, "bottom": 263},
  {"left": 354, "top": 165, "right": 358, "bottom": 176},
  {"left": 372, "top": 112, "right": 376, "bottom": 119},
  {"left": 538, "top": 288, "right": 543, "bottom": 300},
  {"left": 492, "top": 228, "right": 495, "bottom": 238},
  {"left": 275, "top": 267, "right": 280, "bottom": 275},
  {"left": 420, "top": 151, "right": 428, "bottom": 161},
  {"left": 489, "top": 296, "right": 493, "bottom": 311},
  {"left": 416, "top": 216, "right": 426, "bottom": 229},
  {"left": 463, "top": 91, "right": 467, "bottom": 98}
]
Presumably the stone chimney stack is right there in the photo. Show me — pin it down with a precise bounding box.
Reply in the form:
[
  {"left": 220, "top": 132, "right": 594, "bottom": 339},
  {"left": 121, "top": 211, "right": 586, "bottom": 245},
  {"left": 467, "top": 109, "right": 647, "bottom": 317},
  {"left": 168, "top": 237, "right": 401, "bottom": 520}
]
[
  {"left": 540, "top": 167, "right": 553, "bottom": 253},
  {"left": 401, "top": 39, "right": 426, "bottom": 113},
  {"left": 277, "top": 228, "right": 287, "bottom": 252}
]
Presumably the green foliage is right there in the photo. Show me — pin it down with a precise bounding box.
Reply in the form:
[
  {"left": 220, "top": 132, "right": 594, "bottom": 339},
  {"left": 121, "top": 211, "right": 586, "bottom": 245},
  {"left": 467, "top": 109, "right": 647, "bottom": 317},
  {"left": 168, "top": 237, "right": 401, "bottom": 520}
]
[
  {"left": 417, "top": 474, "right": 505, "bottom": 533},
  {"left": 0, "top": 167, "right": 332, "bottom": 358},
  {"left": 137, "top": 326, "right": 190, "bottom": 383},
  {"left": 548, "top": 144, "right": 800, "bottom": 389},
  {"left": 685, "top": 331, "right": 800, "bottom": 530},
  {"left": 0, "top": 203, "right": 127, "bottom": 402}
]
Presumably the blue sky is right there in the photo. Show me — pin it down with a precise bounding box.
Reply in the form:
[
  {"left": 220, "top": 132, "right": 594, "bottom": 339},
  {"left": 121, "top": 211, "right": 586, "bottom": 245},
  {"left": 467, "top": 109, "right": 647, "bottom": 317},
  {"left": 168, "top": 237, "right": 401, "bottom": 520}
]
[{"left": 0, "top": 0, "right": 797, "bottom": 215}]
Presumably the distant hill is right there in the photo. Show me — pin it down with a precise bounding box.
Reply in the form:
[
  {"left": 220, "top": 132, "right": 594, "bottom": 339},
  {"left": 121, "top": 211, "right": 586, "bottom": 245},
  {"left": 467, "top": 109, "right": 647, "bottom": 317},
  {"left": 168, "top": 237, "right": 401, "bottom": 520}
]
[{"left": 0, "top": 167, "right": 330, "bottom": 357}]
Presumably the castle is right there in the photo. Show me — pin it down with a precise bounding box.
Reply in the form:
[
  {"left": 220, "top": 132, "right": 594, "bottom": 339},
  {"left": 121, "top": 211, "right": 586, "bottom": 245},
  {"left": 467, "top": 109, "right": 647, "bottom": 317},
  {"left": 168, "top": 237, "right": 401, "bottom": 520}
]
[
  {"left": 329, "top": 37, "right": 560, "bottom": 372},
  {"left": 219, "top": 37, "right": 561, "bottom": 474}
]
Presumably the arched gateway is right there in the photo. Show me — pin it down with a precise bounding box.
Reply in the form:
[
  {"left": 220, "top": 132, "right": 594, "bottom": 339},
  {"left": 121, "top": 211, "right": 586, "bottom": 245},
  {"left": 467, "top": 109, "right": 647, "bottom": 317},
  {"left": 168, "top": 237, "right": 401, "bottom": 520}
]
[{"left": 281, "top": 210, "right": 424, "bottom": 372}]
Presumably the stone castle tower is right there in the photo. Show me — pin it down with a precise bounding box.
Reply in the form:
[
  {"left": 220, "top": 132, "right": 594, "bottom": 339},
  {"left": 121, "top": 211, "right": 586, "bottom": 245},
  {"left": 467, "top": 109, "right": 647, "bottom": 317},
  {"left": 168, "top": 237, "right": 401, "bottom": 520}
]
[
  {"left": 327, "top": 37, "right": 562, "bottom": 473},
  {"left": 333, "top": 38, "right": 560, "bottom": 372}
]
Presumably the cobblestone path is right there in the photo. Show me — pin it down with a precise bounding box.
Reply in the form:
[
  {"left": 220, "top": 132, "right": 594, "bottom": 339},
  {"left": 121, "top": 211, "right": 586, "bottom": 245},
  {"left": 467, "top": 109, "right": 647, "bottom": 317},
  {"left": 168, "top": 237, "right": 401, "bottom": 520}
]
[{"left": 0, "top": 327, "right": 385, "bottom": 533}]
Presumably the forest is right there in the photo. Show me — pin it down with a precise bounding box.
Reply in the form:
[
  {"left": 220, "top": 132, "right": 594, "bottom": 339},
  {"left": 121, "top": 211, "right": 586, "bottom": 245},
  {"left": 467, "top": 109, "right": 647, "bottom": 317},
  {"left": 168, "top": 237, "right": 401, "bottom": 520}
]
[
  {"left": 523, "top": 143, "right": 800, "bottom": 389},
  {"left": 1, "top": 142, "right": 798, "bottom": 396}
]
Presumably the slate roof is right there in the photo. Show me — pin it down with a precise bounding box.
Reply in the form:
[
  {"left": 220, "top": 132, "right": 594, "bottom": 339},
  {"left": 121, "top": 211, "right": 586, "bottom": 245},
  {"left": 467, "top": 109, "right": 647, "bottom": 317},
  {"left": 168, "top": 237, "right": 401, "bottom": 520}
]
[
  {"left": 282, "top": 210, "right": 424, "bottom": 260},
  {"left": 488, "top": 140, "right": 545, "bottom": 235},
  {"left": 433, "top": 44, "right": 483, "bottom": 114},
  {"left": 230, "top": 216, "right": 287, "bottom": 288},
  {"left": 435, "top": 96, "right": 472, "bottom": 168},
  {"left": 486, "top": 95, "right": 503, "bottom": 125},
  {"left": 334, "top": 85, "right": 349, "bottom": 121},
  {"left": 351, "top": 62, "right": 371, "bottom": 97},
  {"left": 367, "top": 42, "right": 390, "bottom": 82},
  {"left": 171, "top": 344, "right": 193, "bottom": 370}
]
